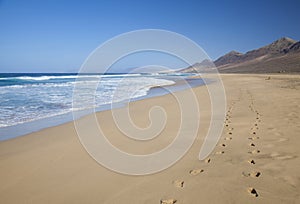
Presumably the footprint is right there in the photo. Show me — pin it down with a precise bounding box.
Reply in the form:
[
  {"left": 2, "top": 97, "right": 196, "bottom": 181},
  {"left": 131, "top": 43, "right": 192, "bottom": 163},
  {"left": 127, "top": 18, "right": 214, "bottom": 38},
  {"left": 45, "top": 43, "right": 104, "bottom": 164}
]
[
  {"left": 251, "top": 171, "right": 261, "bottom": 177},
  {"left": 160, "top": 199, "right": 177, "bottom": 204},
  {"left": 242, "top": 171, "right": 261, "bottom": 178},
  {"left": 189, "top": 169, "right": 204, "bottom": 175},
  {"left": 215, "top": 151, "right": 225, "bottom": 155},
  {"left": 220, "top": 143, "right": 226, "bottom": 147},
  {"left": 224, "top": 137, "right": 232, "bottom": 141},
  {"left": 248, "top": 159, "right": 256, "bottom": 164},
  {"left": 228, "top": 132, "right": 233, "bottom": 135},
  {"left": 205, "top": 158, "right": 211, "bottom": 163},
  {"left": 173, "top": 180, "right": 184, "bottom": 188},
  {"left": 248, "top": 150, "right": 261, "bottom": 154},
  {"left": 248, "top": 188, "right": 259, "bottom": 197},
  {"left": 249, "top": 143, "right": 256, "bottom": 147}
]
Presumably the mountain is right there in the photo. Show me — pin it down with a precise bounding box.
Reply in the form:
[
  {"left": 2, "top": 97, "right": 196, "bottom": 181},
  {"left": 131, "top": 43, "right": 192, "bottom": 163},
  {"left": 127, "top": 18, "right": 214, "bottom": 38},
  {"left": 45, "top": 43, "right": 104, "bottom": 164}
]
[
  {"left": 283, "top": 41, "right": 300, "bottom": 54},
  {"left": 180, "top": 37, "right": 300, "bottom": 73},
  {"left": 180, "top": 59, "right": 215, "bottom": 73},
  {"left": 214, "top": 51, "right": 243, "bottom": 67}
]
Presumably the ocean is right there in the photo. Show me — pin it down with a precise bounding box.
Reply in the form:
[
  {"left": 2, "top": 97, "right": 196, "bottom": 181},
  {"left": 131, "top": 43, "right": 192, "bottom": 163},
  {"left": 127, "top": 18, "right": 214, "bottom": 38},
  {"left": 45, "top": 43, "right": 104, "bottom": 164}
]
[{"left": 0, "top": 72, "right": 203, "bottom": 140}]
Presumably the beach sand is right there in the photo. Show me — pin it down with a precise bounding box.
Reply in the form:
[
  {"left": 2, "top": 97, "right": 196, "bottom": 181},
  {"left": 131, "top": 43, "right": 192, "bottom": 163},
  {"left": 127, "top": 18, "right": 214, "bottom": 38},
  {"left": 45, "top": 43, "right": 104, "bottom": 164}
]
[{"left": 0, "top": 74, "right": 299, "bottom": 203}]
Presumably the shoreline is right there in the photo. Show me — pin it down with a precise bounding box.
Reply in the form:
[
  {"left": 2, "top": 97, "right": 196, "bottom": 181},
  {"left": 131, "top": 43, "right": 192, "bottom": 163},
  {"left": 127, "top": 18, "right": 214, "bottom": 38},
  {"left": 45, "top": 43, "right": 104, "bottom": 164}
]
[
  {"left": 0, "top": 74, "right": 299, "bottom": 203},
  {"left": 0, "top": 75, "right": 204, "bottom": 141}
]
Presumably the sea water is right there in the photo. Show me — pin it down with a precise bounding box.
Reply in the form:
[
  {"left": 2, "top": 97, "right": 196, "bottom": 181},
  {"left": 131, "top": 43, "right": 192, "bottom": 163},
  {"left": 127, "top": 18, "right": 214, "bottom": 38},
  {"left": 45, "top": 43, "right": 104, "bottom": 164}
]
[{"left": 0, "top": 72, "right": 201, "bottom": 140}]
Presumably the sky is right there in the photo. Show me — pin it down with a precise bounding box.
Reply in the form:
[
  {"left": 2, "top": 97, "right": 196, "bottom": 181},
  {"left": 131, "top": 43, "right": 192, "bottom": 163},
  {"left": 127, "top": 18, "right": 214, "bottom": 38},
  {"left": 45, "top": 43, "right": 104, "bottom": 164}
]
[{"left": 0, "top": 0, "right": 300, "bottom": 73}]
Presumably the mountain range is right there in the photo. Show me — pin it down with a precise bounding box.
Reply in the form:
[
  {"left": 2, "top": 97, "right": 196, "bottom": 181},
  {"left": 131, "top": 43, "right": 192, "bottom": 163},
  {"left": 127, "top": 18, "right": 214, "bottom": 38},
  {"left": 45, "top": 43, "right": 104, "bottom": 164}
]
[{"left": 181, "top": 37, "right": 300, "bottom": 73}]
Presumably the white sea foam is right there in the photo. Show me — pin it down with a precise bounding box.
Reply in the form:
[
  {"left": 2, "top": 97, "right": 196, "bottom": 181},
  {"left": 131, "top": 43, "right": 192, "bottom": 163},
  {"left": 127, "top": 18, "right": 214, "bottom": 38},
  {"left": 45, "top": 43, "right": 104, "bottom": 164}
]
[
  {"left": 0, "top": 74, "right": 176, "bottom": 128},
  {"left": 0, "top": 73, "right": 147, "bottom": 81}
]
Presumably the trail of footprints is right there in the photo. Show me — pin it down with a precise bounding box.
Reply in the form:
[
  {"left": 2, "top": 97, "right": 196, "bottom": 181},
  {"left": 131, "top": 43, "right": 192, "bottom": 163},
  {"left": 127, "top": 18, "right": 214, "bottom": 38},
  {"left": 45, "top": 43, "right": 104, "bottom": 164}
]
[
  {"left": 244, "top": 92, "right": 262, "bottom": 198},
  {"left": 161, "top": 102, "right": 236, "bottom": 203},
  {"left": 161, "top": 95, "right": 263, "bottom": 202},
  {"left": 223, "top": 95, "right": 262, "bottom": 198},
  {"left": 220, "top": 101, "right": 236, "bottom": 160}
]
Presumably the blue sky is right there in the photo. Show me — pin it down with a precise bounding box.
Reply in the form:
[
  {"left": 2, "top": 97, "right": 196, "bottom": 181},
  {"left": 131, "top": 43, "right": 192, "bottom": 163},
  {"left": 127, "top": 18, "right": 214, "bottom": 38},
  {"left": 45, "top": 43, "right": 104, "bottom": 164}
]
[{"left": 0, "top": 0, "right": 300, "bottom": 73}]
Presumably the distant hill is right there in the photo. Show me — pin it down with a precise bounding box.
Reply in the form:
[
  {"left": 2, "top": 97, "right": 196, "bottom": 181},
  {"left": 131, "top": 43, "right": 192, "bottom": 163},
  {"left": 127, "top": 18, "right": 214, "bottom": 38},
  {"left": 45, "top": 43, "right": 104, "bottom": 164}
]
[
  {"left": 214, "top": 51, "right": 243, "bottom": 67},
  {"left": 180, "top": 37, "right": 300, "bottom": 73},
  {"left": 181, "top": 59, "right": 215, "bottom": 73}
]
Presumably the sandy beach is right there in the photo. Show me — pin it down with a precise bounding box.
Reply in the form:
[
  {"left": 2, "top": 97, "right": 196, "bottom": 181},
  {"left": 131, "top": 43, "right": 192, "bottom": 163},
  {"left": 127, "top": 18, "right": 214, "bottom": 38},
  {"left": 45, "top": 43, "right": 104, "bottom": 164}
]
[{"left": 0, "top": 74, "right": 299, "bottom": 203}]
